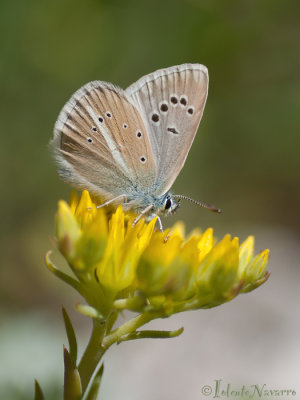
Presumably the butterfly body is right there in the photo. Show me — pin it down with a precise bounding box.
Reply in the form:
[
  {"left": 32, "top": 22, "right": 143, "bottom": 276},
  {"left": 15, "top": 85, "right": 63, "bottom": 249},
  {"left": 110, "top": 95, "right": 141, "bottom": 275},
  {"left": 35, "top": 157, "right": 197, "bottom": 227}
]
[
  {"left": 123, "top": 191, "right": 180, "bottom": 217},
  {"left": 51, "top": 64, "right": 210, "bottom": 224}
]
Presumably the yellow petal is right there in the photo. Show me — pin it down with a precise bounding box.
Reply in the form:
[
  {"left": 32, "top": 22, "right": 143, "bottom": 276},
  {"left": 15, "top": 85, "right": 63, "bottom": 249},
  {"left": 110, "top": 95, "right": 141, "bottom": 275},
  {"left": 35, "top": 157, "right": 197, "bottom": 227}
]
[
  {"left": 68, "top": 190, "right": 79, "bottom": 214},
  {"left": 56, "top": 200, "right": 81, "bottom": 257},
  {"left": 169, "top": 221, "right": 185, "bottom": 237},
  {"left": 238, "top": 236, "right": 254, "bottom": 278},
  {"left": 196, "top": 234, "right": 239, "bottom": 296},
  {"left": 75, "top": 190, "right": 96, "bottom": 227},
  {"left": 198, "top": 228, "right": 214, "bottom": 263}
]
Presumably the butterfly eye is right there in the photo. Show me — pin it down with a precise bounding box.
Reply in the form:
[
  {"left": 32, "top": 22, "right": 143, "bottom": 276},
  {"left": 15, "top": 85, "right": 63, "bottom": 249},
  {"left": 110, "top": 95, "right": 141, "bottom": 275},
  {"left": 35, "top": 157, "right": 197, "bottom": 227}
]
[
  {"left": 123, "top": 123, "right": 128, "bottom": 129},
  {"left": 140, "top": 156, "right": 147, "bottom": 163},
  {"left": 136, "top": 131, "right": 142, "bottom": 138},
  {"left": 92, "top": 127, "right": 97, "bottom": 132},
  {"left": 164, "top": 197, "right": 172, "bottom": 210},
  {"left": 106, "top": 112, "right": 112, "bottom": 118},
  {"left": 87, "top": 138, "right": 93, "bottom": 143},
  {"left": 98, "top": 117, "right": 103, "bottom": 123}
]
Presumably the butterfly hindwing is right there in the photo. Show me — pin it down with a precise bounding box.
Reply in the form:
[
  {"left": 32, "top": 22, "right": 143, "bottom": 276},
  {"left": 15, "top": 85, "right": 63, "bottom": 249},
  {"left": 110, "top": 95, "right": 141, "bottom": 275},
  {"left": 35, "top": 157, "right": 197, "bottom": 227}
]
[{"left": 126, "top": 64, "right": 208, "bottom": 196}]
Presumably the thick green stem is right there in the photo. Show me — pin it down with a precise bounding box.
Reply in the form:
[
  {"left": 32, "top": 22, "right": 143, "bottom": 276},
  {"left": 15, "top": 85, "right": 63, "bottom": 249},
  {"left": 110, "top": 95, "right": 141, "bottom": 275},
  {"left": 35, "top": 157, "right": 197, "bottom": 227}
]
[
  {"left": 78, "top": 312, "right": 162, "bottom": 396},
  {"left": 78, "top": 319, "right": 107, "bottom": 394}
]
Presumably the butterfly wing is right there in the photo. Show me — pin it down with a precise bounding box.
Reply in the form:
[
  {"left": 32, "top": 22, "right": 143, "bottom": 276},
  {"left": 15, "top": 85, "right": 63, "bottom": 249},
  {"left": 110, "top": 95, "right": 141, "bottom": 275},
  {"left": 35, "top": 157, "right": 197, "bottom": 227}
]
[
  {"left": 51, "top": 81, "right": 157, "bottom": 201},
  {"left": 125, "top": 63, "right": 208, "bottom": 196}
]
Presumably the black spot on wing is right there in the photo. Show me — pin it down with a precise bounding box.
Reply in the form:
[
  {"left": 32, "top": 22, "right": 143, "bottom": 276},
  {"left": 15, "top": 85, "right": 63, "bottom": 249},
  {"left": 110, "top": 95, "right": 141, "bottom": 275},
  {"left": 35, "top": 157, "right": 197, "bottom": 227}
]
[{"left": 167, "top": 127, "right": 179, "bottom": 134}]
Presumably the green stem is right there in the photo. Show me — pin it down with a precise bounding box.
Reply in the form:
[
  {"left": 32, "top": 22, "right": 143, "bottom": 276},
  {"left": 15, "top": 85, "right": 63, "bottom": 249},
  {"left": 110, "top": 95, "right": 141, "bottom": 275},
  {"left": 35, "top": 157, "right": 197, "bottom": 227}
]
[
  {"left": 78, "top": 319, "right": 107, "bottom": 394},
  {"left": 102, "top": 312, "right": 161, "bottom": 349},
  {"left": 78, "top": 312, "right": 162, "bottom": 396}
]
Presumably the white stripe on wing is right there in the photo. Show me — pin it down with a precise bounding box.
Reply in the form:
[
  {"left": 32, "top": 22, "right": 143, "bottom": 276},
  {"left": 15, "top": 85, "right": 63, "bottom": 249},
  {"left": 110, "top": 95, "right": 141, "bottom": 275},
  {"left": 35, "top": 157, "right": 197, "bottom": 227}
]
[{"left": 86, "top": 105, "right": 131, "bottom": 175}]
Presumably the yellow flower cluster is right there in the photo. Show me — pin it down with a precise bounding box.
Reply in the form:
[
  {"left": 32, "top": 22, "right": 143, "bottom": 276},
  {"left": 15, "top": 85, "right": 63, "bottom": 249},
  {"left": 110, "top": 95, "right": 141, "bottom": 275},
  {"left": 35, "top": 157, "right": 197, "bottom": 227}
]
[{"left": 50, "top": 190, "right": 269, "bottom": 317}]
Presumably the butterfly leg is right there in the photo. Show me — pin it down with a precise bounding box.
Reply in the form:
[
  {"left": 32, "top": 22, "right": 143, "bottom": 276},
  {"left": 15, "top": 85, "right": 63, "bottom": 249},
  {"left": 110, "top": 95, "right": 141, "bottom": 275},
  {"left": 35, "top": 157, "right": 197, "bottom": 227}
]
[
  {"left": 156, "top": 215, "right": 164, "bottom": 233},
  {"left": 96, "top": 194, "right": 126, "bottom": 209},
  {"left": 132, "top": 204, "right": 154, "bottom": 226}
]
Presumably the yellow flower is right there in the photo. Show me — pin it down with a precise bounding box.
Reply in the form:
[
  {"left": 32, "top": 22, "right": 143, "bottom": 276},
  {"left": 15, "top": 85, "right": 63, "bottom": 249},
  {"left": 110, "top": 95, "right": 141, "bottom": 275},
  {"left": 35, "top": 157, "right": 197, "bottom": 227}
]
[{"left": 48, "top": 190, "right": 270, "bottom": 317}]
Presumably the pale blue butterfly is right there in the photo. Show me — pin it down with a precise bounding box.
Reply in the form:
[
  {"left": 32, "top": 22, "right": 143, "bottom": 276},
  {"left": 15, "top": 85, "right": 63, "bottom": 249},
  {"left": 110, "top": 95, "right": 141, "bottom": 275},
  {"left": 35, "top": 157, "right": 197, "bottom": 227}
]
[{"left": 51, "top": 64, "right": 220, "bottom": 231}]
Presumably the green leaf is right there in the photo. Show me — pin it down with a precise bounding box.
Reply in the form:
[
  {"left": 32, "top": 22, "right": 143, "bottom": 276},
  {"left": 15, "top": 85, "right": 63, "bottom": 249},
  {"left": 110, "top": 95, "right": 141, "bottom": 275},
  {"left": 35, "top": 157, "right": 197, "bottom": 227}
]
[
  {"left": 85, "top": 364, "right": 104, "bottom": 400},
  {"left": 117, "top": 327, "right": 184, "bottom": 343},
  {"left": 62, "top": 307, "right": 78, "bottom": 366},
  {"left": 64, "top": 346, "right": 82, "bottom": 400},
  {"left": 34, "top": 380, "right": 45, "bottom": 400},
  {"left": 75, "top": 303, "right": 105, "bottom": 321},
  {"left": 45, "top": 251, "right": 84, "bottom": 295}
]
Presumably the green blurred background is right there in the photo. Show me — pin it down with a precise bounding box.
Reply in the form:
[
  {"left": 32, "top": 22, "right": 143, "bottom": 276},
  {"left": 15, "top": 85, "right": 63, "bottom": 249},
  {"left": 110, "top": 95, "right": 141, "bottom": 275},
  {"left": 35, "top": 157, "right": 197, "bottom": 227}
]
[{"left": 1, "top": 0, "right": 299, "bottom": 399}]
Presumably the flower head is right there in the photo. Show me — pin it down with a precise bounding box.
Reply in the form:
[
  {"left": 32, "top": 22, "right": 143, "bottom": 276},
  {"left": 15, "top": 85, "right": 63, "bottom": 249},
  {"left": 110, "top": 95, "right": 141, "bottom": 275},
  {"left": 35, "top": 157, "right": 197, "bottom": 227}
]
[{"left": 47, "top": 190, "right": 270, "bottom": 317}]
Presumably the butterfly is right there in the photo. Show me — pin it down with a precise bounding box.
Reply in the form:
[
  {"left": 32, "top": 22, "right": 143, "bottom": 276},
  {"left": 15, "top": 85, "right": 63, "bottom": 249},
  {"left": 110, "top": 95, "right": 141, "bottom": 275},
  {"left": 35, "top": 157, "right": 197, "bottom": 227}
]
[{"left": 51, "top": 63, "right": 220, "bottom": 231}]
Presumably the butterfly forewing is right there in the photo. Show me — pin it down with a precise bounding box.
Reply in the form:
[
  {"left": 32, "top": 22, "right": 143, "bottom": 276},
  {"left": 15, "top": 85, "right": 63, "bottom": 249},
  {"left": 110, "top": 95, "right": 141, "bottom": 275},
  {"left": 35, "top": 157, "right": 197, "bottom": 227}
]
[
  {"left": 52, "top": 81, "right": 157, "bottom": 200},
  {"left": 126, "top": 64, "right": 208, "bottom": 196}
]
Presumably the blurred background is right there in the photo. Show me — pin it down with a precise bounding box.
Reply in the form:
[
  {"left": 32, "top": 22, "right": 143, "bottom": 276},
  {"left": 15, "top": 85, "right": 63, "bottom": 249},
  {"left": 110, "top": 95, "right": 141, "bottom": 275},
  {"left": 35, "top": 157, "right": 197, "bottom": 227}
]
[{"left": 1, "top": 0, "right": 299, "bottom": 399}]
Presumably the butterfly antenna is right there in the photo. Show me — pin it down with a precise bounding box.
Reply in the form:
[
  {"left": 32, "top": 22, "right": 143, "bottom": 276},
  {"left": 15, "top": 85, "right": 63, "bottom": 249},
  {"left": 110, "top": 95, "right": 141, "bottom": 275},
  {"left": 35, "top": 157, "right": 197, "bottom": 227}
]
[{"left": 173, "top": 195, "right": 222, "bottom": 213}]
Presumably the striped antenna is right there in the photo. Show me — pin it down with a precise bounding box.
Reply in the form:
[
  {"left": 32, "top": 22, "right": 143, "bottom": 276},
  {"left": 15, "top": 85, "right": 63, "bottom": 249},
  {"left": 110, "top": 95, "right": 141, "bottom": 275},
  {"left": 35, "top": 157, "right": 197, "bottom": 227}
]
[{"left": 173, "top": 195, "right": 222, "bottom": 213}]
